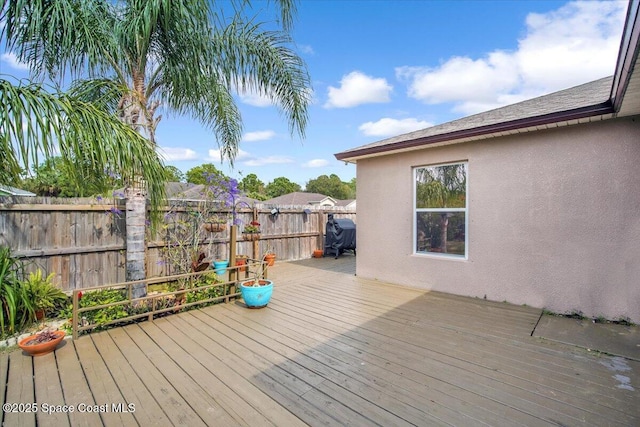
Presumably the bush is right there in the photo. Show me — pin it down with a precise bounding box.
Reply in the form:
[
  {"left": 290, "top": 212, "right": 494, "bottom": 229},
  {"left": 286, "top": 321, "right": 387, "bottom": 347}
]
[
  {"left": 61, "top": 274, "right": 227, "bottom": 335},
  {"left": 0, "top": 246, "right": 31, "bottom": 337}
]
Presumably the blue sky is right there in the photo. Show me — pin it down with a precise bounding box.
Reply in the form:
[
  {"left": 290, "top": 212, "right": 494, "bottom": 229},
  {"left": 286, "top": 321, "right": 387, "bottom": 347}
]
[{"left": 0, "top": 1, "right": 628, "bottom": 188}]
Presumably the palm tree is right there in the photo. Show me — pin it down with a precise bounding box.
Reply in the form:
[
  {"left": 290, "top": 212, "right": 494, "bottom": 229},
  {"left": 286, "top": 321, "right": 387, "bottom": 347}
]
[
  {"left": 1, "top": 78, "right": 167, "bottom": 216},
  {"left": 2, "top": 0, "right": 311, "bottom": 296}
]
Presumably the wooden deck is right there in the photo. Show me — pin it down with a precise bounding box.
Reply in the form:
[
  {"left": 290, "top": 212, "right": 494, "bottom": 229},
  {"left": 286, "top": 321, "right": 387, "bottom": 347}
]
[{"left": 2, "top": 255, "right": 638, "bottom": 426}]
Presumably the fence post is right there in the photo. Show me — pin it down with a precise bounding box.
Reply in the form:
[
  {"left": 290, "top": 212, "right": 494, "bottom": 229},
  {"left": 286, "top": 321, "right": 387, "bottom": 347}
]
[
  {"left": 229, "top": 225, "right": 237, "bottom": 292},
  {"left": 317, "top": 211, "right": 324, "bottom": 252}
]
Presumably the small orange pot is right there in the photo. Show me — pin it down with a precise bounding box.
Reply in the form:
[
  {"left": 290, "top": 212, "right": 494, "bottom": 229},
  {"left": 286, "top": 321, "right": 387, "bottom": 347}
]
[
  {"left": 264, "top": 253, "right": 276, "bottom": 266},
  {"left": 235, "top": 256, "right": 248, "bottom": 272},
  {"left": 313, "top": 249, "right": 323, "bottom": 258}
]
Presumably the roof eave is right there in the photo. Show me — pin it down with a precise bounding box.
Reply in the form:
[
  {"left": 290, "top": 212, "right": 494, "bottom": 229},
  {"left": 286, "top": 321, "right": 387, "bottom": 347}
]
[
  {"left": 610, "top": 0, "right": 640, "bottom": 111},
  {"left": 335, "top": 102, "right": 614, "bottom": 162}
]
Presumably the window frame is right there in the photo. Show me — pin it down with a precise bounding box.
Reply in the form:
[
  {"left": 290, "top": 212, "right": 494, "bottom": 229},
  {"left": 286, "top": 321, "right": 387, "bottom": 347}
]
[{"left": 413, "top": 161, "right": 469, "bottom": 260}]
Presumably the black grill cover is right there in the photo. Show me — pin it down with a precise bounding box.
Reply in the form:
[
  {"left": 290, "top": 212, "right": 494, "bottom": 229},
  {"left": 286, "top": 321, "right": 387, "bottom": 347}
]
[{"left": 324, "top": 215, "right": 356, "bottom": 258}]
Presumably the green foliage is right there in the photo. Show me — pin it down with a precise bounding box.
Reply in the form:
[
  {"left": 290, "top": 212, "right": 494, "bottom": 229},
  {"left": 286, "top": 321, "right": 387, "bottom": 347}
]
[
  {"left": 185, "top": 273, "right": 224, "bottom": 304},
  {"left": 240, "top": 173, "right": 265, "bottom": 195},
  {"left": 163, "top": 166, "right": 185, "bottom": 183},
  {"left": 0, "top": 79, "right": 167, "bottom": 223},
  {"left": 24, "top": 270, "right": 67, "bottom": 313},
  {"left": 305, "top": 174, "right": 354, "bottom": 199},
  {"left": 266, "top": 177, "right": 301, "bottom": 198},
  {"left": 186, "top": 164, "right": 227, "bottom": 185},
  {"left": 416, "top": 164, "right": 466, "bottom": 209},
  {"left": 21, "top": 156, "right": 121, "bottom": 197},
  {"left": 0, "top": 247, "right": 31, "bottom": 337},
  {"left": 60, "top": 288, "right": 131, "bottom": 332},
  {"left": 60, "top": 274, "right": 227, "bottom": 334},
  {"left": 3, "top": 0, "right": 310, "bottom": 167},
  {"left": 247, "top": 191, "right": 269, "bottom": 201}
]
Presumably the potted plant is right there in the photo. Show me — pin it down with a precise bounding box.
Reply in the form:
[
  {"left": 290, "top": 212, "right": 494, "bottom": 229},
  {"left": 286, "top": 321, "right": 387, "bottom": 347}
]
[
  {"left": 190, "top": 252, "right": 210, "bottom": 272},
  {"left": 18, "top": 328, "right": 66, "bottom": 356},
  {"left": 263, "top": 246, "right": 276, "bottom": 266},
  {"left": 242, "top": 221, "right": 261, "bottom": 241},
  {"left": 213, "top": 259, "right": 229, "bottom": 275},
  {"left": 235, "top": 254, "right": 249, "bottom": 272},
  {"left": 203, "top": 216, "right": 227, "bottom": 233},
  {"left": 239, "top": 258, "right": 273, "bottom": 308},
  {"left": 24, "top": 269, "right": 67, "bottom": 321}
]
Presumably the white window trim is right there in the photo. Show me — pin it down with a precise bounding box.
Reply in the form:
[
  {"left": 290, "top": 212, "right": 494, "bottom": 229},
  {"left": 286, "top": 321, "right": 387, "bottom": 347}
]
[{"left": 413, "top": 162, "right": 468, "bottom": 260}]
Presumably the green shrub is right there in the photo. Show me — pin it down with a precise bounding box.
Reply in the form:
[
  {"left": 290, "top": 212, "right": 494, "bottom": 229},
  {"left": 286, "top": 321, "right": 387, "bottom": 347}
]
[
  {"left": 0, "top": 246, "right": 31, "bottom": 337},
  {"left": 24, "top": 269, "right": 68, "bottom": 317}
]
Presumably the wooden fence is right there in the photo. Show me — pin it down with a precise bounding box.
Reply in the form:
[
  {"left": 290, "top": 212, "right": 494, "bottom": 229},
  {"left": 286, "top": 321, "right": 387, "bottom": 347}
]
[{"left": 0, "top": 196, "right": 355, "bottom": 291}]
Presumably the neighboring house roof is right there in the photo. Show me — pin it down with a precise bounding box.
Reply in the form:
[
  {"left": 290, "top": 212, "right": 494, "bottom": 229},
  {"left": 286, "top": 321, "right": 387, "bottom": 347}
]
[
  {"left": 335, "top": 1, "right": 640, "bottom": 162},
  {"left": 115, "top": 182, "right": 259, "bottom": 206},
  {"left": 263, "top": 192, "right": 339, "bottom": 206},
  {"left": 335, "top": 199, "right": 356, "bottom": 208},
  {"left": 165, "top": 183, "right": 259, "bottom": 207},
  {"left": 163, "top": 182, "right": 205, "bottom": 199},
  {"left": 0, "top": 185, "right": 36, "bottom": 196}
]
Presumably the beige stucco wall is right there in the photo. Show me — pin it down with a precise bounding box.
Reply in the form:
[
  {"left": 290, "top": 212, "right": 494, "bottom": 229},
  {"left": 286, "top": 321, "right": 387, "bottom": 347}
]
[{"left": 355, "top": 116, "right": 640, "bottom": 323}]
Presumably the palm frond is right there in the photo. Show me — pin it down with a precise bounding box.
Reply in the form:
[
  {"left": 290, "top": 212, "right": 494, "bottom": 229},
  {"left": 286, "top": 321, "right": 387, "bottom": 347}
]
[
  {"left": 211, "top": 19, "right": 310, "bottom": 138},
  {"left": 2, "top": 0, "right": 118, "bottom": 81},
  {"left": 0, "top": 78, "right": 166, "bottom": 219}
]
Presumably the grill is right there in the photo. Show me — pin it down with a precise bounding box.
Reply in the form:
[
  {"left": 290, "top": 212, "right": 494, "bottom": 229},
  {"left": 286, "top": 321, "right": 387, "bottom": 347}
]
[{"left": 324, "top": 214, "right": 356, "bottom": 259}]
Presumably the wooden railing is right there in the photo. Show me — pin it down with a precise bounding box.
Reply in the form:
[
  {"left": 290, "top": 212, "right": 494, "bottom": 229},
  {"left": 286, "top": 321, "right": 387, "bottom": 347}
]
[{"left": 71, "top": 259, "right": 267, "bottom": 339}]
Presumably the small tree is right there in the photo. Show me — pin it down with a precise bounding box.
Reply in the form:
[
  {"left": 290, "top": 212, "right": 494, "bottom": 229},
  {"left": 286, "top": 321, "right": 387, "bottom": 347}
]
[
  {"left": 161, "top": 173, "right": 243, "bottom": 275},
  {"left": 306, "top": 174, "right": 353, "bottom": 199},
  {"left": 266, "top": 177, "right": 301, "bottom": 198}
]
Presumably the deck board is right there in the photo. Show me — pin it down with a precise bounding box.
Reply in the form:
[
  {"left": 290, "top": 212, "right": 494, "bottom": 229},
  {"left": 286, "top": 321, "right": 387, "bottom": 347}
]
[
  {"left": 90, "top": 331, "right": 167, "bottom": 425},
  {"left": 3, "top": 256, "right": 639, "bottom": 426},
  {"left": 122, "top": 323, "right": 238, "bottom": 426},
  {"left": 33, "top": 352, "right": 70, "bottom": 427},
  {"left": 0, "top": 352, "right": 8, "bottom": 426},
  {"left": 54, "top": 339, "right": 102, "bottom": 427},
  {"left": 4, "top": 351, "right": 36, "bottom": 427},
  {"left": 273, "top": 286, "right": 635, "bottom": 420},
  {"left": 105, "top": 326, "right": 206, "bottom": 426},
  {"left": 73, "top": 333, "right": 137, "bottom": 427}
]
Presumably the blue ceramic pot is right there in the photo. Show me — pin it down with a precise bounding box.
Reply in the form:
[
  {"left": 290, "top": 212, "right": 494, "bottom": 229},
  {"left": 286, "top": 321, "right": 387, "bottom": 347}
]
[
  {"left": 240, "top": 279, "right": 273, "bottom": 308},
  {"left": 213, "top": 260, "right": 229, "bottom": 275}
]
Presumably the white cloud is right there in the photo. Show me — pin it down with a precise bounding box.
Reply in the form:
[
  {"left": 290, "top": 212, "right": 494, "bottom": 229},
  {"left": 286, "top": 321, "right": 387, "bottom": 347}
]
[
  {"left": 1, "top": 52, "right": 30, "bottom": 71},
  {"left": 243, "top": 155, "right": 294, "bottom": 166},
  {"left": 324, "top": 71, "right": 393, "bottom": 108},
  {"left": 243, "top": 130, "right": 276, "bottom": 142},
  {"left": 207, "top": 148, "right": 250, "bottom": 162},
  {"left": 238, "top": 90, "right": 272, "bottom": 107},
  {"left": 396, "top": 1, "right": 627, "bottom": 115},
  {"left": 302, "top": 159, "right": 329, "bottom": 168},
  {"left": 299, "top": 44, "right": 315, "bottom": 55},
  {"left": 359, "top": 118, "right": 433, "bottom": 137},
  {"left": 157, "top": 146, "right": 198, "bottom": 161}
]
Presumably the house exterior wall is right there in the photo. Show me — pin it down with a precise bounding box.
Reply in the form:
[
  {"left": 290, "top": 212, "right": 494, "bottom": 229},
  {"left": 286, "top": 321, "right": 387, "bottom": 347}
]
[{"left": 356, "top": 116, "right": 640, "bottom": 323}]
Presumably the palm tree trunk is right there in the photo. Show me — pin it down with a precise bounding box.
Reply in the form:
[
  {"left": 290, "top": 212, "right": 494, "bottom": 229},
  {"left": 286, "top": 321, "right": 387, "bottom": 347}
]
[
  {"left": 120, "top": 90, "right": 153, "bottom": 298},
  {"left": 125, "top": 185, "right": 147, "bottom": 298}
]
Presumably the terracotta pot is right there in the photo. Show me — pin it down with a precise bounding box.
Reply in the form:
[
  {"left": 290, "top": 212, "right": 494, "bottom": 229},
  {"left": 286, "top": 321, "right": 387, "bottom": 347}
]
[
  {"left": 264, "top": 253, "right": 276, "bottom": 266},
  {"left": 313, "top": 249, "right": 323, "bottom": 258},
  {"left": 235, "top": 256, "right": 248, "bottom": 272},
  {"left": 18, "top": 330, "right": 65, "bottom": 357}
]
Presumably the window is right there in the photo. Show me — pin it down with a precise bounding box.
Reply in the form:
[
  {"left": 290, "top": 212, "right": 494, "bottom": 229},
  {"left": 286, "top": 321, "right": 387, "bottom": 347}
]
[{"left": 414, "top": 162, "right": 467, "bottom": 258}]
